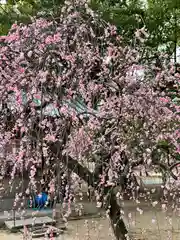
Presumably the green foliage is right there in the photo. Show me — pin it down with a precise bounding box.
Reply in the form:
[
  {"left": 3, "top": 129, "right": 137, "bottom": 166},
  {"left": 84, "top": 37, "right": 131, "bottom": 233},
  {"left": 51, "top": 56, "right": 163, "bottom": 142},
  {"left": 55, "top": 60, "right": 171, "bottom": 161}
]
[
  {"left": 0, "top": 0, "right": 64, "bottom": 35},
  {"left": 0, "top": 0, "right": 180, "bottom": 56},
  {"left": 146, "top": 0, "right": 180, "bottom": 52},
  {"left": 90, "top": 0, "right": 145, "bottom": 44},
  {"left": 90, "top": 0, "right": 180, "bottom": 53}
]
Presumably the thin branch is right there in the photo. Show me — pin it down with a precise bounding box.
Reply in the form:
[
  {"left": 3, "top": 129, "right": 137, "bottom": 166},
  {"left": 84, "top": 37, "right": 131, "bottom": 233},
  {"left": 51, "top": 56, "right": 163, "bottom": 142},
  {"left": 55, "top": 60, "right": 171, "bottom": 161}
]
[
  {"left": 49, "top": 141, "right": 99, "bottom": 187},
  {"left": 131, "top": 159, "right": 143, "bottom": 168},
  {"left": 169, "top": 161, "right": 180, "bottom": 171}
]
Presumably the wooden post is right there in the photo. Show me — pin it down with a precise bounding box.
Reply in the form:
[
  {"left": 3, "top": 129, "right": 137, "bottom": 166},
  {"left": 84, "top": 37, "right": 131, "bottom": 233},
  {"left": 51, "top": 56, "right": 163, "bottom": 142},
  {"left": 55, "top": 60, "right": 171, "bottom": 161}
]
[{"left": 13, "top": 208, "right": 16, "bottom": 227}]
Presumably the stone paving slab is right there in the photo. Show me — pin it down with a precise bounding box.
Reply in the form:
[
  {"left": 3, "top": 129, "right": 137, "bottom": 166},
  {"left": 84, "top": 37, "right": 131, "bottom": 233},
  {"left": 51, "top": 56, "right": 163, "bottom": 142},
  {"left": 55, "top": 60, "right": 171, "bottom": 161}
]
[
  {"left": 0, "top": 209, "right": 53, "bottom": 227},
  {"left": 5, "top": 216, "right": 55, "bottom": 231},
  {"left": 0, "top": 201, "right": 102, "bottom": 228}
]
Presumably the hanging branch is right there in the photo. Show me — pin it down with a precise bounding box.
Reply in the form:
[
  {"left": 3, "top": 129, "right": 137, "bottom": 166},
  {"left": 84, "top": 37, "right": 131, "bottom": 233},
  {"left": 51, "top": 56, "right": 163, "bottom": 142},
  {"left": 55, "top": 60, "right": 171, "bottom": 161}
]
[{"left": 173, "top": 1, "right": 177, "bottom": 72}]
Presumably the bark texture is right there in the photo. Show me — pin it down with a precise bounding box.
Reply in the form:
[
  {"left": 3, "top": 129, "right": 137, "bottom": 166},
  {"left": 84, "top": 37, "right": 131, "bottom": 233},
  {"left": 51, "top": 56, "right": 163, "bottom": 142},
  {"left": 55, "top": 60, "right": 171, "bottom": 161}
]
[{"left": 106, "top": 189, "right": 128, "bottom": 240}]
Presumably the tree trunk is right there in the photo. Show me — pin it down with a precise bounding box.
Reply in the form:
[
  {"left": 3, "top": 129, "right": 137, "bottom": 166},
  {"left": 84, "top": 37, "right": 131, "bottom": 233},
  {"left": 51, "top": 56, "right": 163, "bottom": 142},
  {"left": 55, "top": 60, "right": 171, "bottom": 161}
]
[
  {"left": 50, "top": 142, "right": 128, "bottom": 239},
  {"left": 107, "top": 189, "right": 128, "bottom": 240}
]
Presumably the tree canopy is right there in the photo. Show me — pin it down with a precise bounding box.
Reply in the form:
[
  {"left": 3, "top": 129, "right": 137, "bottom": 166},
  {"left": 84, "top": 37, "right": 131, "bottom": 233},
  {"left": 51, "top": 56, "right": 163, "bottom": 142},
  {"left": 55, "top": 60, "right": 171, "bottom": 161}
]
[
  {"left": 1, "top": 0, "right": 180, "bottom": 55},
  {"left": 0, "top": 0, "right": 180, "bottom": 239}
]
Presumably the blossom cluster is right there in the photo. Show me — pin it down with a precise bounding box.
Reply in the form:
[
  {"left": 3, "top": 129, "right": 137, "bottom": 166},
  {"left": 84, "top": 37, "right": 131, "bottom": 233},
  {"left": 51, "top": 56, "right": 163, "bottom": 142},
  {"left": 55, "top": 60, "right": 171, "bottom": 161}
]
[{"left": 0, "top": 0, "right": 179, "bottom": 191}]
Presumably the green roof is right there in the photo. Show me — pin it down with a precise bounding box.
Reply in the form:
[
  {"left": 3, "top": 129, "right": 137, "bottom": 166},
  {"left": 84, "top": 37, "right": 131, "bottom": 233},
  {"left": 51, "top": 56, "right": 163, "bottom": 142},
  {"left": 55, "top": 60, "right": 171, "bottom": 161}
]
[{"left": 8, "top": 91, "right": 95, "bottom": 117}]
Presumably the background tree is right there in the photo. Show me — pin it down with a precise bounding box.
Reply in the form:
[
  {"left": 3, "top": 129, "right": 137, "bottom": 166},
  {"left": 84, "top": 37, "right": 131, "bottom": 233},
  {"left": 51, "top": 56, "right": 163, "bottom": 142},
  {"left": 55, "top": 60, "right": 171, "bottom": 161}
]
[
  {"left": 90, "top": 0, "right": 146, "bottom": 45},
  {"left": 0, "top": 1, "right": 179, "bottom": 239},
  {"left": 0, "top": 0, "right": 64, "bottom": 35},
  {"left": 91, "top": 0, "right": 180, "bottom": 56},
  {"left": 146, "top": 0, "right": 180, "bottom": 63},
  {"left": 1, "top": 0, "right": 180, "bottom": 58}
]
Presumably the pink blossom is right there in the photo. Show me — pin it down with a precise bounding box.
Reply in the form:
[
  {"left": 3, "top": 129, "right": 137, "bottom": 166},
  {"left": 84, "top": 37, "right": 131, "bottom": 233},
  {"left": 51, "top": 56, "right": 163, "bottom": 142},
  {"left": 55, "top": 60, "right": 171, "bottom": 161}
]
[
  {"left": 110, "top": 25, "right": 117, "bottom": 36},
  {"left": 18, "top": 67, "right": 25, "bottom": 73},
  {"left": 159, "top": 97, "right": 169, "bottom": 103},
  {"left": 0, "top": 2, "right": 179, "bottom": 230},
  {"left": 176, "top": 145, "right": 180, "bottom": 154},
  {"left": 11, "top": 23, "right": 18, "bottom": 29},
  {"left": 6, "top": 33, "right": 19, "bottom": 42},
  {"left": 39, "top": 43, "right": 45, "bottom": 50},
  {"left": 45, "top": 36, "right": 54, "bottom": 44},
  {"left": 60, "top": 106, "right": 68, "bottom": 114},
  {"left": 65, "top": 55, "right": 75, "bottom": 62},
  {"left": 49, "top": 181, "right": 55, "bottom": 193},
  {"left": 175, "top": 105, "right": 180, "bottom": 112},
  {"left": 53, "top": 33, "right": 61, "bottom": 42},
  {"left": 44, "top": 135, "right": 57, "bottom": 142},
  {"left": 34, "top": 94, "right": 41, "bottom": 100}
]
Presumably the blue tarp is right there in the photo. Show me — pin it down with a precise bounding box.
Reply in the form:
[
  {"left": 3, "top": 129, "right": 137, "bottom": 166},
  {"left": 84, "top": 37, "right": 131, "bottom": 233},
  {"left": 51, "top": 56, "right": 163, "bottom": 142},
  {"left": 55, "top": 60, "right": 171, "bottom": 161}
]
[
  {"left": 34, "top": 192, "right": 48, "bottom": 207},
  {"left": 28, "top": 192, "right": 48, "bottom": 209}
]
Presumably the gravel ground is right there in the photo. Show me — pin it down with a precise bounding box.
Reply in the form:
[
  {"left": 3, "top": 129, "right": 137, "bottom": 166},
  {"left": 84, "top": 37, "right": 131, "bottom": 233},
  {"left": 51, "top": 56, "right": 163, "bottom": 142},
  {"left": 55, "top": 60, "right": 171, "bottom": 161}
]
[
  {"left": 1, "top": 202, "right": 180, "bottom": 240},
  {"left": 0, "top": 217, "right": 115, "bottom": 240}
]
